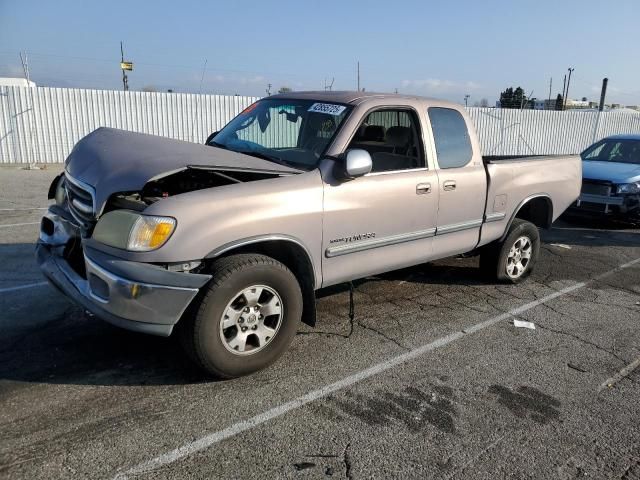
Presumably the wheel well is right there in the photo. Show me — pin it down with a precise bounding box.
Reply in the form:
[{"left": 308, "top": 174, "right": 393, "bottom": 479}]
[
  {"left": 514, "top": 196, "right": 553, "bottom": 229},
  {"left": 208, "top": 240, "right": 317, "bottom": 327}
]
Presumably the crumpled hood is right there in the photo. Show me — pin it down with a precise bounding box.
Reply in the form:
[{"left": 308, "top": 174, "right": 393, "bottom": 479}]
[
  {"left": 582, "top": 160, "right": 640, "bottom": 184},
  {"left": 65, "top": 127, "right": 301, "bottom": 212}
]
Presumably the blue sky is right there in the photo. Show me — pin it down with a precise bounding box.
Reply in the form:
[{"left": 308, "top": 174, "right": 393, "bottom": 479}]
[{"left": 1, "top": 0, "right": 639, "bottom": 105}]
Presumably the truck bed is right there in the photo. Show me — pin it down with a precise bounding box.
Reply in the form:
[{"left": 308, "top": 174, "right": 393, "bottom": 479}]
[{"left": 478, "top": 154, "right": 582, "bottom": 247}]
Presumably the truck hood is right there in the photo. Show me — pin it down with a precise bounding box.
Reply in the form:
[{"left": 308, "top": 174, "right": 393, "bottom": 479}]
[
  {"left": 582, "top": 160, "right": 640, "bottom": 184},
  {"left": 65, "top": 127, "right": 301, "bottom": 212}
]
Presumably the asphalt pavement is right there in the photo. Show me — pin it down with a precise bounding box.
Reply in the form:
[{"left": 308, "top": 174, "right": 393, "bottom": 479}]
[{"left": 1, "top": 167, "right": 639, "bottom": 479}]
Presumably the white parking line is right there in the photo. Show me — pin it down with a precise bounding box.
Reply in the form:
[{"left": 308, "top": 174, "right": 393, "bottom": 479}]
[
  {"left": 0, "top": 222, "right": 40, "bottom": 228},
  {"left": 0, "top": 207, "right": 48, "bottom": 211},
  {"left": 598, "top": 356, "right": 640, "bottom": 391},
  {"left": 0, "top": 282, "right": 49, "bottom": 294},
  {"left": 115, "top": 256, "right": 640, "bottom": 479}
]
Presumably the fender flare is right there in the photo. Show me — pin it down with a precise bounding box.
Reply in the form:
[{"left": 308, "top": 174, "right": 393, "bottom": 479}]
[
  {"left": 205, "top": 234, "right": 318, "bottom": 289},
  {"left": 205, "top": 234, "right": 318, "bottom": 327},
  {"left": 498, "top": 194, "right": 553, "bottom": 243}
]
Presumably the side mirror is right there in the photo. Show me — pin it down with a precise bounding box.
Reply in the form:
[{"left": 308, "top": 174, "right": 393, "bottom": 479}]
[
  {"left": 344, "top": 149, "right": 372, "bottom": 178},
  {"left": 205, "top": 131, "right": 219, "bottom": 145}
]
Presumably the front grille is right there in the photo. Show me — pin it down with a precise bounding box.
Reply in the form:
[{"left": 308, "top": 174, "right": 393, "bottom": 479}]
[
  {"left": 581, "top": 180, "right": 612, "bottom": 196},
  {"left": 576, "top": 201, "right": 608, "bottom": 213},
  {"left": 64, "top": 174, "right": 96, "bottom": 227}
]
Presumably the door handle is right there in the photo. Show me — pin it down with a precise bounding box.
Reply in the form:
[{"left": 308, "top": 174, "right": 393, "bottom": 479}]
[
  {"left": 416, "top": 183, "right": 431, "bottom": 194},
  {"left": 443, "top": 180, "right": 456, "bottom": 191}
]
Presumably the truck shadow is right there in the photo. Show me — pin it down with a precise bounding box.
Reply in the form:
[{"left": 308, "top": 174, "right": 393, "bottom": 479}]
[
  {"left": 544, "top": 216, "right": 640, "bottom": 247},
  {"left": 0, "top": 302, "right": 213, "bottom": 387}
]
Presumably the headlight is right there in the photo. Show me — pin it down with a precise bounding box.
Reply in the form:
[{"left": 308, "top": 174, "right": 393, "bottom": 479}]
[
  {"left": 616, "top": 183, "right": 640, "bottom": 194},
  {"left": 92, "top": 210, "right": 176, "bottom": 251}
]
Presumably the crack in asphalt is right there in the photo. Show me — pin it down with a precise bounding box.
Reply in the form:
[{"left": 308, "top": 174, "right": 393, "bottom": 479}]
[
  {"left": 355, "top": 320, "right": 410, "bottom": 351},
  {"left": 443, "top": 433, "right": 506, "bottom": 480},
  {"left": 343, "top": 442, "right": 353, "bottom": 480},
  {"left": 536, "top": 323, "right": 627, "bottom": 365},
  {"left": 567, "top": 363, "right": 588, "bottom": 373}
]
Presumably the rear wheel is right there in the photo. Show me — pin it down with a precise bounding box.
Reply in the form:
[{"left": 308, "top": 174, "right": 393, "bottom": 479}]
[
  {"left": 180, "top": 253, "right": 303, "bottom": 378},
  {"left": 480, "top": 219, "right": 540, "bottom": 283}
]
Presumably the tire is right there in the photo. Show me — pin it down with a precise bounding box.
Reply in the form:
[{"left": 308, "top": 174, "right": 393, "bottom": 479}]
[
  {"left": 180, "top": 253, "right": 303, "bottom": 378},
  {"left": 480, "top": 219, "right": 540, "bottom": 284}
]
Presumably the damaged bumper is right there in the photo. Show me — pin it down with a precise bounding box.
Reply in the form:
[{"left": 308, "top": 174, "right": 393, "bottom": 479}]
[{"left": 36, "top": 208, "right": 211, "bottom": 336}]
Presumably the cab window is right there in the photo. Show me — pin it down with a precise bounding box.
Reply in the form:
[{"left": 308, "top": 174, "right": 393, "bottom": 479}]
[
  {"left": 428, "top": 107, "right": 473, "bottom": 169},
  {"left": 347, "top": 109, "right": 424, "bottom": 173}
]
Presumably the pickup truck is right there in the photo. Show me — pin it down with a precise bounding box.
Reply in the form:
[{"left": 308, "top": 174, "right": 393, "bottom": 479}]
[{"left": 37, "top": 91, "right": 581, "bottom": 378}]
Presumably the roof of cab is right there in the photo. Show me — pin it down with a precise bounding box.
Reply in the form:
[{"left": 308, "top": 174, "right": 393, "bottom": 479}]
[
  {"left": 268, "top": 90, "right": 459, "bottom": 107},
  {"left": 605, "top": 133, "right": 640, "bottom": 141}
]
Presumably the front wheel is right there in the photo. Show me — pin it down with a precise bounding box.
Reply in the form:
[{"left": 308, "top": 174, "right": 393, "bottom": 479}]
[
  {"left": 180, "top": 253, "right": 303, "bottom": 378},
  {"left": 480, "top": 219, "right": 540, "bottom": 283}
]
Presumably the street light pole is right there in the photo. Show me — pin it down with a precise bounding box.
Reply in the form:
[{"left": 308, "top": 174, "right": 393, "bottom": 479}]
[
  {"left": 464, "top": 94, "right": 470, "bottom": 107},
  {"left": 120, "top": 41, "right": 128, "bottom": 92},
  {"left": 564, "top": 67, "right": 574, "bottom": 109}
]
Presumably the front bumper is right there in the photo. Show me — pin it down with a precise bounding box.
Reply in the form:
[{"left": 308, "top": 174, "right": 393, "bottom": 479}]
[
  {"left": 36, "top": 208, "right": 211, "bottom": 336},
  {"left": 572, "top": 193, "right": 639, "bottom": 216}
]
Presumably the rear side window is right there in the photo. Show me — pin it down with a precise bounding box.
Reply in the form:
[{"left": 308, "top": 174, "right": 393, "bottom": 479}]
[{"left": 428, "top": 107, "right": 473, "bottom": 169}]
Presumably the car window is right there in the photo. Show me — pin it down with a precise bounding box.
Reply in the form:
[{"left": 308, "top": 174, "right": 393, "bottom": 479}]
[
  {"left": 212, "top": 99, "right": 352, "bottom": 170},
  {"left": 428, "top": 107, "right": 473, "bottom": 169},
  {"left": 583, "top": 142, "right": 606, "bottom": 159},
  {"left": 582, "top": 139, "right": 640, "bottom": 164},
  {"left": 347, "top": 109, "right": 424, "bottom": 173}
]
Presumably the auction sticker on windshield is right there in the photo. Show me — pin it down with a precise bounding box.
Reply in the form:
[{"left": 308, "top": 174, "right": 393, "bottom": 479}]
[{"left": 308, "top": 103, "right": 347, "bottom": 115}]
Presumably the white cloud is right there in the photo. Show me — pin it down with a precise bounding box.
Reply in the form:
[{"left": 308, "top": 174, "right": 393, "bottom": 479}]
[
  {"left": 238, "top": 75, "right": 265, "bottom": 85},
  {"left": 0, "top": 63, "right": 26, "bottom": 77},
  {"left": 401, "top": 78, "right": 481, "bottom": 93}
]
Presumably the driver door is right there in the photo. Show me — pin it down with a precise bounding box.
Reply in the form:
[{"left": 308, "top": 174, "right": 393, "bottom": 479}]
[{"left": 320, "top": 108, "right": 439, "bottom": 287}]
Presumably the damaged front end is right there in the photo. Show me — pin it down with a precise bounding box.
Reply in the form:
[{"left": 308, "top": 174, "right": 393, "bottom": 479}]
[
  {"left": 38, "top": 174, "right": 213, "bottom": 336},
  {"left": 37, "top": 127, "right": 302, "bottom": 335},
  {"left": 38, "top": 166, "right": 286, "bottom": 336}
]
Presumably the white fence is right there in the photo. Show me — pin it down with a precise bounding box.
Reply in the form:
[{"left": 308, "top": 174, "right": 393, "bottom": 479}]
[
  {"left": 2, "top": 85, "right": 640, "bottom": 164},
  {"left": 467, "top": 107, "right": 640, "bottom": 156},
  {"left": 0, "top": 86, "right": 258, "bottom": 164}
]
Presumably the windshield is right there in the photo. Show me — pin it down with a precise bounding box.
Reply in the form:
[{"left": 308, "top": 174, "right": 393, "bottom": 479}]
[
  {"left": 209, "top": 99, "right": 352, "bottom": 171},
  {"left": 581, "top": 139, "right": 640, "bottom": 165}
]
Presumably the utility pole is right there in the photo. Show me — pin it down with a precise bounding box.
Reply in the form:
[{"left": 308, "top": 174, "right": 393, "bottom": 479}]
[
  {"left": 598, "top": 78, "right": 608, "bottom": 111},
  {"left": 324, "top": 77, "right": 334, "bottom": 91},
  {"left": 561, "top": 74, "right": 567, "bottom": 110},
  {"left": 19, "top": 52, "right": 30, "bottom": 83},
  {"left": 120, "top": 41, "right": 129, "bottom": 91},
  {"left": 464, "top": 94, "right": 470, "bottom": 107},
  {"left": 564, "top": 67, "right": 574, "bottom": 109},
  {"left": 119, "top": 45, "right": 133, "bottom": 90},
  {"left": 357, "top": 61, "right": 360, "bottom": 92},
  {"left": 266, "top": 83, "right": 272, "bottom": 96},
  {"left": 548, "top": 77, "right": 552, "bottom": 103}
]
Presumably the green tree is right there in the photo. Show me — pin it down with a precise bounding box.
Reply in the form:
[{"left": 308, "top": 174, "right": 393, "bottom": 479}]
[
  {"left": 555, "top": 94, "right": 564, "bottom": 111},
  {"left": 499, "top": 86, "right": 527, "bottom": 109},
  {"left": 278, "top": 86, "right": 292, "bottom": 94}
]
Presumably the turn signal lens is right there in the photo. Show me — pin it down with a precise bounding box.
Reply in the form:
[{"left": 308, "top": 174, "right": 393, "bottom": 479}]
[{"left": 127, "top": 216, "right": 176, "bottom": 251}]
